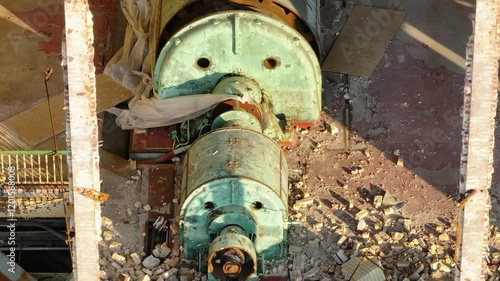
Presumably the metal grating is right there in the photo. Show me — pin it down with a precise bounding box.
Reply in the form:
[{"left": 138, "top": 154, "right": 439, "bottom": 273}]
[{"left": 0, "top": 151, "right": 68, "bottom": 185}]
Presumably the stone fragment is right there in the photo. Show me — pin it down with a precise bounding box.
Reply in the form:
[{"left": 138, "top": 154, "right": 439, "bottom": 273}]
[
  {"left": 111, "top": 261, "right": 122, "bottom": 270},
  {"left": 142, "top": 255, "right": 160, "bottom": 269},
  {"left": 109, "top": 241, "right": 122, "bottom": 251},
  {"left": 289, "top": 245, "right": 302, "bottom": 253},
  {"left": 438, "top": 233, "right": 449, "bottom": 241},
  {"left": 112, "top": 253, "right": 127, "bottom": 266},
  {"left": 118, "top": 274, "right": 131, "bottom": 281},
  {"left": 373, "top": 234, "right": 384, "bottom": 245},
  {"left": 439, "top": 263, "right": 451, "bottom": 273},
  {"left": 134, "top": 201, "right": 142, "bottom": 209},
  {"left": 153, "top": 267, "right": 164, "bottom": 275},
  {"left": 396, "top": 261, "right": 411, "bottom": 268},
  {"left": 289, "top": 269, "right": 303, "bottom": 280},
  {"left": 333, "top": 250, "right": 349, "bottom": 265},
  {"left": 102, "top": 216, "right": 113, "bottom": 227},
  {"left": 103, "top": 230, "right": 114, "bottom": 241},
  {"left": 141, "top": 268, "right": 153, "bottom": 275},
  {"left": 417, "top": 238, "right": 427, "bottom": 248},
  {"left": 384, "top": 207, "right": 397, "bottom": 216},
  {"left": 373, "top": 195, "right": 383, "bottom": 209},
  {"left": 308, "top": 239, "right": 320, "bottom": 247},
  {"left": 165, "top": 257, "right": 179, "bottom": 268},
  {"left": 100, "top": 258, "right": 109, "bottom": 266},
  {"left": 143, "top": 204, "right": 152, "bottom": 211},
  {"left": 131, "top": 252, "right": 142, "bottom": 265},
  {"left": 355, "top": 209, "right": 369, "bottom": 220},
  {"left": 391, "top": 232, "right": 404, "bottom": 241},
  {"left": 357, "top": 219, "right": 367, "bottom": 231},
  {"left": 382, "top": 192, "right": 402, "bottom": 208},
  {"left": 170, "top": 223, "right": 179, "bottom": 235},
  {"left": 378, "top": 232, "right": 390, "bottom": 241},
  {"left": 337, "top": 236, "right": 347, "bottom": 247},
  {"left": 294, "top": 198, "right": 314, "bottom": 208},
  {"left": 293, "top": 253, "right": 306, "bottom": 271},
  {"left": 304, "top": 266, "right": 320, "bottom": 279}
]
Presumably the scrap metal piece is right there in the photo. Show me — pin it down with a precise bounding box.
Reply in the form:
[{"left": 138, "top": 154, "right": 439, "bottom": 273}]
[{"left": 82, "top": 189, "right": 110, "bottom": 203}]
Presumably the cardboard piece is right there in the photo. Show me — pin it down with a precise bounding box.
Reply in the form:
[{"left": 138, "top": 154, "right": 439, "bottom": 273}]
[
  {"left": 322, "top": 5, "right": 406, "bottom": 77},
  {"left": 0, "top": 74, "right": 134, "bottom": 149}
]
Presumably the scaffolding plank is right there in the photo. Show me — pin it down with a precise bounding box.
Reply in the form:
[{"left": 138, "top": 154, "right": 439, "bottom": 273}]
[
  {"left": 457, "top": 0, "right": 499, "bottom": 279},
  {"left": 63, "top": 0, "right": 101, "bottom": 279}
]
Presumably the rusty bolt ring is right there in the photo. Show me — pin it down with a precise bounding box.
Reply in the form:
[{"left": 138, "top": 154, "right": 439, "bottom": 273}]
[{"left": 223, "top": 262, "right": 242, "bottom": 275}]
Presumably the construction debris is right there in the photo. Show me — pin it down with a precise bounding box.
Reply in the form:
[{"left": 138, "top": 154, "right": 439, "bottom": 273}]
[{"left": 341, "top": 257, "right": 385, "bottom": 281}]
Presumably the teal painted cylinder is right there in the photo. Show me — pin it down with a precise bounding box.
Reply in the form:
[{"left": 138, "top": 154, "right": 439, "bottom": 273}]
[
  {"left": 154, "top": 10, "right": 322, "bottom": 123},
  {"left": 180, "top": 128, "right": 288, "bottom": 260}
]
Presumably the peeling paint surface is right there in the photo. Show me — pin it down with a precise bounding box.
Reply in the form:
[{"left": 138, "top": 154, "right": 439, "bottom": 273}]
[{"left": 0, "top": 0, "right": 116, "bottom": 122}]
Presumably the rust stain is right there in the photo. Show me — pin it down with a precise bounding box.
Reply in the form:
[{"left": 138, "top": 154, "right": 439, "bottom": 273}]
[
  {"left": 13, "top": 3, "right": 64, "bottom": 54},
  {"left": 10, "top": 1, "right": 115, "bottom": 72}
]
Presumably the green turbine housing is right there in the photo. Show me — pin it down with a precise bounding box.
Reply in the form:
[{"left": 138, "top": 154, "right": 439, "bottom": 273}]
[
  {"left": 180, "top": 127, "right": 288, "bottom": 262},
  {"left": 154, "top": 10, "right": 322, "bottom": 123}
]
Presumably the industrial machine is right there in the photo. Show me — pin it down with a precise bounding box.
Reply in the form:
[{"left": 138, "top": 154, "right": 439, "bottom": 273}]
[{"left": 152, "top": 0, "right": 321, "bottom": 279}]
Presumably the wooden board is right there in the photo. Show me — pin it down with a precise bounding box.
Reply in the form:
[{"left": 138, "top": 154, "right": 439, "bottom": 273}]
[
  {"left": 0, "top": 74, "right": 134, "bottom": 149},
  {"left": 456, "top": 1, "right": 499, "bottom": 280},
  {"left": 147, "top": 164, "right": 175, "bottom": 220},
  {"left": 322, "top": 5, "right": 405, "bottom": 77},
  {"left": 64, "top": 0, "right": 102, "bottom": 279}
]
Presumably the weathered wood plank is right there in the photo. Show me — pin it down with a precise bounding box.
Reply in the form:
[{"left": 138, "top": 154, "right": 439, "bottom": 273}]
[
  {"left": 0, "top": 74, "right": 134, "bottom": 149},
  {"left": 63, "top": 0, "right": 101, "bottom": 279},
  {"left": 457, "top": 0, "right": 499, "bottom": 279}
]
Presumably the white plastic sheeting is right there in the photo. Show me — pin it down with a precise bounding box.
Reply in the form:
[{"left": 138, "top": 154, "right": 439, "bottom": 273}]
[
  {"left": 104, "top": 0, "right": 256, "bottom": 129},
  {"left": 105, "top": 0, "right": 237, "bottom": 129},
  {"left": 104, "top": 0, "right": 152, "bottom": 96},
  {"left": 107, "top": 93, "right": 247, "bottom": 129}
]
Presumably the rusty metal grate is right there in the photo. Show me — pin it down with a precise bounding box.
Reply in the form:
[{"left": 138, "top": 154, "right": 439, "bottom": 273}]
[{"left": 0, "top": 151, "right": 68, "bottom": 185}]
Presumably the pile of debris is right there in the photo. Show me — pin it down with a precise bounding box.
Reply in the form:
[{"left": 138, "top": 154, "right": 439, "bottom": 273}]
[
  {"left": 98, "top": 208, "right": 184, "bottom": 281},
  {"left": 287, "top": 188, "right": 500, "bottom": 281}
]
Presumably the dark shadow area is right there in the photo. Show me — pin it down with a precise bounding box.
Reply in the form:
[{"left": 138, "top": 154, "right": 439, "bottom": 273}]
[{"left": 0, "top": 218, "right": 71, "bottom": 273}]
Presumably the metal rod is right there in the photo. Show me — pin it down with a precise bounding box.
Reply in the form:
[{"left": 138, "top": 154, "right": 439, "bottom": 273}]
[
  {"left": 30, "top": 154, "right": 34, "bottom": 183},
  {"left": 38, "top": 154, "right": 41, "bottom": 184},
  {"left": 59, "top": 154, "right": 64, "bottom": 184},
  {"left": 45, "top": 154, "right": 49, "bottom": 183},
  {"left": 1, "top": 154, "right": 4, "bottom": 176},
  {"left": 15, "top": 154, "right": 18, "bottom": 183},
  {"left": 23, "top": 154, "right": 27, "bottom": 182},
  {"left": 53, "top": 154, "right": 56, "bottom": 182},
  {"left": 0, "top": 221, "right": 66, "bottom": 241},
  {"left": 44, "top": 68, "right": 59, "bottom": 154},
  {"left": 0, "top": 150, "right": 68, "bottom": 155}
]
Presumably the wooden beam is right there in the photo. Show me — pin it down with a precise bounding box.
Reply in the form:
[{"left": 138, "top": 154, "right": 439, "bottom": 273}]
[
  {"left": 457, "top": 0, "right": 499, "bottom": 279},
  {"left": 63, "top": 0, "right": 101, "bottom": 279}
]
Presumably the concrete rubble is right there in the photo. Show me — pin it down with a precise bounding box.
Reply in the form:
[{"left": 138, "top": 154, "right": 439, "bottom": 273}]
[{"left": 96, "top": 143, "right": 500, "bottom": 281}]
